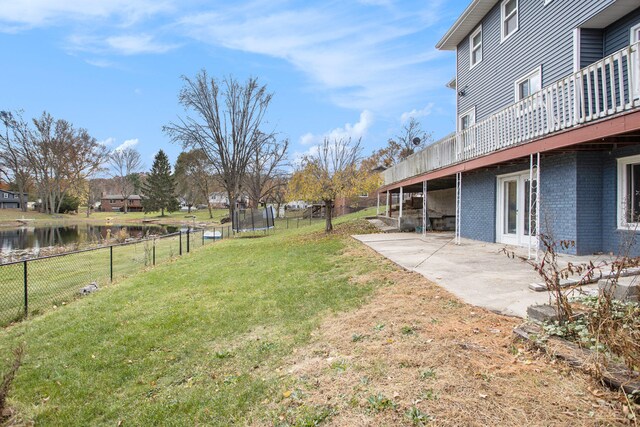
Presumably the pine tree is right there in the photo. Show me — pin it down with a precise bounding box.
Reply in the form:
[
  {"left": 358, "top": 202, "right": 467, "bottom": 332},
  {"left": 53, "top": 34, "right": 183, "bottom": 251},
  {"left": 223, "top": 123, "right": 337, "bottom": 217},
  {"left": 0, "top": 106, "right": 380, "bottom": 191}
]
[{"left": 142, "top": 150, "right": 179, "bottom": 216}]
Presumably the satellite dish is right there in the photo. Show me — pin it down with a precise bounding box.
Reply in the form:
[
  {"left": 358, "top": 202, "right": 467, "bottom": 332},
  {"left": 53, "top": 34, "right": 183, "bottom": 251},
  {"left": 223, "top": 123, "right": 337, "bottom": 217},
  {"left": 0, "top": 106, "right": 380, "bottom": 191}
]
[{"left": 412, "top": 137, "right": 421, "bottom": 146}]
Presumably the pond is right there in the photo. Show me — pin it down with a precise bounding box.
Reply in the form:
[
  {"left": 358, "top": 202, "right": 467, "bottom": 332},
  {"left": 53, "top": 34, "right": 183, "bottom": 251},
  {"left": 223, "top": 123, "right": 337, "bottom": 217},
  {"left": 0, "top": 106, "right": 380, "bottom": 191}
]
[{"left": 0, "top": 223, "right": 179, "bottom": 253}]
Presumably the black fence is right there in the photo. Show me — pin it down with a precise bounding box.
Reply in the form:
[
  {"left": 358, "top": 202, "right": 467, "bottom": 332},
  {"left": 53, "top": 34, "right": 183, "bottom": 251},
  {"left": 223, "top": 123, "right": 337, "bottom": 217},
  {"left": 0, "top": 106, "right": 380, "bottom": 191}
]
[
  {"left": 0, "top": 227, "right": 234, "bottom": 327},
  {"left": 0, "top": 216, "right": 329, "bottom": 328}
]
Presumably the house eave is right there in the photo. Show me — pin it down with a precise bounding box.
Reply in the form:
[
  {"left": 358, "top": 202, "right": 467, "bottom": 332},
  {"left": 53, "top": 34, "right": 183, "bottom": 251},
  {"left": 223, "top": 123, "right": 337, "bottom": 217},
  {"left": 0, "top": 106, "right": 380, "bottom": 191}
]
[{"left": 435, "top": 0, "right": 499, "bottom": 51}]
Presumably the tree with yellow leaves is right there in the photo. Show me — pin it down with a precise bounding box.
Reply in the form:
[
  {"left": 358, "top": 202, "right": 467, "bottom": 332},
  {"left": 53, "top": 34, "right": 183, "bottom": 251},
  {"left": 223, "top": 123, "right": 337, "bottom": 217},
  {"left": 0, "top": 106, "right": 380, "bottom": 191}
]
[{"left": 289, "top": 137, "right": 380, "bottom": 232}]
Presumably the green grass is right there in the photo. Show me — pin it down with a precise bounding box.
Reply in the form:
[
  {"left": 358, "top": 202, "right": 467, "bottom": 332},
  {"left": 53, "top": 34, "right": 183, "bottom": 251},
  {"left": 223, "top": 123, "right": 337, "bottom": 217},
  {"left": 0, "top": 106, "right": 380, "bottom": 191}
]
[{"left": 0, "top": 209, "right": 381, "bottom": 425}]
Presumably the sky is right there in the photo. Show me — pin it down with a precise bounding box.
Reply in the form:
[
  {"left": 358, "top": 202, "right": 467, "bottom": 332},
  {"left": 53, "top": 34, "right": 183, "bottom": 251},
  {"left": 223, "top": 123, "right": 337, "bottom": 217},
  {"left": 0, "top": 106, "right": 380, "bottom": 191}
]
[{"left": 0, "top": 0, "right": 468, "bottom": 170}]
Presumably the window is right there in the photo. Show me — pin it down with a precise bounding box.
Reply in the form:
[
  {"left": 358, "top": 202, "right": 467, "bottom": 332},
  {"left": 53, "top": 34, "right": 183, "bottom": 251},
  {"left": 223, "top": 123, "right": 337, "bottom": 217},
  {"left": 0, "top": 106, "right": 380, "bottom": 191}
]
[
  {"left": 3, "top": 193, "right": 7, "bottom": 199},
  {"left": 110, "top": 199, "right": 116, "bottom": 204},
  {"left": 514, "top": 67, "right": 541, "bottom": 101},
  {"left": 458, "top": 107, "right": 475, "bottom": 131},
  {"left": 618, "top": 155, "right": 640, "bottom": 227},
  {"left": 469, "top": 25, "right": 482, "bottom": 68},
  {"left": 501, "top": 0, "right": 518, "bottom": 42}
]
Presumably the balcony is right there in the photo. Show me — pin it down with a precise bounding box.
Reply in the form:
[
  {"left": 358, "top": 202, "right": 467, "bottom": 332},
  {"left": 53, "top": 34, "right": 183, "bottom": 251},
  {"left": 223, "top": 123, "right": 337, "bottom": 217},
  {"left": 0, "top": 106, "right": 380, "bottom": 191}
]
[{"left": 382, "top": 41, "right": 640, "bottom": 186}]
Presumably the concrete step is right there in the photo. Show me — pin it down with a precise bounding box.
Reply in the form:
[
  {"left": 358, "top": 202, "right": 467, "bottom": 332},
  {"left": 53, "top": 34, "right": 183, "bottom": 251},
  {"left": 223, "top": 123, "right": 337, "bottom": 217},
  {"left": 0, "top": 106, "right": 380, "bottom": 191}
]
[
  {"left": 367, "top": 219, "right": 399, "bottom": 233},
  {"left": 529, "top": 266, "right": 640, "bottom": 292}
]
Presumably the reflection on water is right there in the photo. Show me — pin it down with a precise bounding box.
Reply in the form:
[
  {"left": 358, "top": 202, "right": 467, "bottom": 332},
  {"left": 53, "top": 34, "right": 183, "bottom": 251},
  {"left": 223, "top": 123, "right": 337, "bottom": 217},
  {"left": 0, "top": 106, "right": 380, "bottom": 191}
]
[{"left": 0, "top": 224, "right": 178, "bottom": 252}]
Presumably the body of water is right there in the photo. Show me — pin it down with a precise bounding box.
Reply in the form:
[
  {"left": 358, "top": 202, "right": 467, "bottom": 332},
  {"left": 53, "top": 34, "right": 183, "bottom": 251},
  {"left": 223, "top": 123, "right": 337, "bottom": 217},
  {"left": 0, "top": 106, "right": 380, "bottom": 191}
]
[{"left": 0, "top": 224, "right": 178, "bottom": 252}]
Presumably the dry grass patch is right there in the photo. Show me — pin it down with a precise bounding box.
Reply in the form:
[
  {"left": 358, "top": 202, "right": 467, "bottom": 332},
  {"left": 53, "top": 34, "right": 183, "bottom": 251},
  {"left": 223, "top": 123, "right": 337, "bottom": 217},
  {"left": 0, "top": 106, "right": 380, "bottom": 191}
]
[{"left": 262, "top": 244, "right": 630, "bottom": 426}]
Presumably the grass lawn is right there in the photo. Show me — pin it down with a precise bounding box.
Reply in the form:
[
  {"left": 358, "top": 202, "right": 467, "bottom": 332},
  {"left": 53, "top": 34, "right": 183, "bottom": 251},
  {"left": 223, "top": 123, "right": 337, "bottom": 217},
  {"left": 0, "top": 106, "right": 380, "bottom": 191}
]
[
  {"left": 0, "top": 209, "right": 384, "bottom": 425},
  {"left": 0, "top": 208, "right": 631, "bottom": 425}
]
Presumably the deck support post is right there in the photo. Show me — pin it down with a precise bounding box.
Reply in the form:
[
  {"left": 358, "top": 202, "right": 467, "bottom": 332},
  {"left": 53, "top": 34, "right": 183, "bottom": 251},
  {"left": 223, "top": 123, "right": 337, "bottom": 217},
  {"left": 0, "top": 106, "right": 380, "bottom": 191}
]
[
  {"left": 455, "top": 172, "right": 462, "bottom": 245},
  {"left": 528, "top": 153, "right": 541, "bottom": 260},
  {"left": 399, "top": 186, "right": 403, "bottom": 229},
  {"left": 422, "top": 180, "right": 428, "bottom": 237}
]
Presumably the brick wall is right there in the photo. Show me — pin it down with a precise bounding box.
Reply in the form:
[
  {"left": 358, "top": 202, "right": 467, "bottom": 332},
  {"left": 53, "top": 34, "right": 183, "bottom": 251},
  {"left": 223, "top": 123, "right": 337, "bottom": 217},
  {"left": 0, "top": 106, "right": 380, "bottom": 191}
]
[
  {"left": 539, "top": 153, "right": 578, "bottom": 254},
  {"left": 602, "top": 145, "right": 640, "bottom": 256},
  {"left": 575, "top": 152, "right": 603, "bottom": 254}
]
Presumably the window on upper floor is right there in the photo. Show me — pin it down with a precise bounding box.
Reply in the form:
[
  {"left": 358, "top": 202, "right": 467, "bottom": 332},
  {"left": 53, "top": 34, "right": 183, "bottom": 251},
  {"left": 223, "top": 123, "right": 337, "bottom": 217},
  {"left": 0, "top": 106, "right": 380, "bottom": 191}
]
[
  {"left": 459, "top": 107, "right": 475, "bottom": 131},
  {"left": 514, "top": 67, "right": 541, "bottom": 101},
  {"left": 617, "top": 154, "right": 640, "bottom": 228},
  {"left": 469, "top": 25, "right": 482, "bottom": 68},
  {"left": 501, "top": 0, "right": 518, "bottom": 42}
]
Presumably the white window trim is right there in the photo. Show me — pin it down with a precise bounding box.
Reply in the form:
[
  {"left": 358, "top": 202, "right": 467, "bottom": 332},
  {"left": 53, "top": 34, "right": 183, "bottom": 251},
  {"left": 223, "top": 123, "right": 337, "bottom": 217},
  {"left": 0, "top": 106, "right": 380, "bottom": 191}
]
[
  {"left": 500, "top": 0, "right": 519, "bottom": 43},
  {"left": 572, "top": 28, "right": 581, "bottom": 72},
  {"left": 631, "top": 23, "right": 640, "bottom": 99},
  {"left": 469, "top": 25, "right": 483, "bottom": 69},
  {"left": 631, "top": 22, "right": 640, "bottom": 43},
  {"left": 617, "top": 154, "right": 640, "bottom": 229},
  {"left": 514, "top": 66, "right": 542, "bottom": 102},
  {"left": 458, "top": 106, "right": 476, "bottom": 132}
]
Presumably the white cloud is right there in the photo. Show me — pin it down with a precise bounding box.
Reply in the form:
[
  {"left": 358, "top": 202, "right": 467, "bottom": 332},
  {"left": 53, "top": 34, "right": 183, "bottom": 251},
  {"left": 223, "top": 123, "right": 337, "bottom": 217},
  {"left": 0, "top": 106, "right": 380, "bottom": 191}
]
[
  {"left": 294, "top": 110, "right": 374, "bottom": 162},
  {"left": 114, "top": 138, "right": 139, "bottom": 151},
  {"left": 0, "top": 0, "right": 173, "bottom": 29},
  {"left": 400, "top": 103, "right": 434, "bottom": 123},
  {"left": 179, "top": 1, "right": 447, "bottom": 111},
  {"left": 98, "top": 137, "right": 116, "bottom": 146},
  {"left": 300, "top": 132, "right": 315, "bottom": 146},
  {"left": 105, "top": 34, "right": 178, "bottom": 55}
]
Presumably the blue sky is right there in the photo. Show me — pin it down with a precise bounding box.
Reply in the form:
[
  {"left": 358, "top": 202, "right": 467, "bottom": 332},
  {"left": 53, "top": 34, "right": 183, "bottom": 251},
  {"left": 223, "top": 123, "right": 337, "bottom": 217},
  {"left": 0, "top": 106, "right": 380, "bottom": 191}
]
[{"left": 0, "top": 0, "right": 467, "bottom": 169}]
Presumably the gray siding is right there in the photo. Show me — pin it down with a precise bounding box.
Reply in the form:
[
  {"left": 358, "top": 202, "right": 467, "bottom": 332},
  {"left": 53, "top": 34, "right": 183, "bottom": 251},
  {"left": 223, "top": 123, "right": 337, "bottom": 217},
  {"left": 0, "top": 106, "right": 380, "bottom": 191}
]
[
  {"left": 457, "top": 0, "right": 616, "bottom": 121},
  {"left": 604, "top": 7, "right": 640, "bottom": 55},
  {"left": 580, "top": 28, "right": 603, "bottom": 68}
]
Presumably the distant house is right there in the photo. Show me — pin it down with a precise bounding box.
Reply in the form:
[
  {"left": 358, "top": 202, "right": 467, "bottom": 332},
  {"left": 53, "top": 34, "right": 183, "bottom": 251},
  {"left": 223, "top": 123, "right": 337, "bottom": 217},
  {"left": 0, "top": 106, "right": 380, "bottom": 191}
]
[
  {"left": 0, "top": 190, "right": 28, "bottom": 209},
  {"left": 209, "top": 192, "right": 249, "bottom": 209},
  {"left": 100, "top": 195, "right": 143, "bottom": 212}
]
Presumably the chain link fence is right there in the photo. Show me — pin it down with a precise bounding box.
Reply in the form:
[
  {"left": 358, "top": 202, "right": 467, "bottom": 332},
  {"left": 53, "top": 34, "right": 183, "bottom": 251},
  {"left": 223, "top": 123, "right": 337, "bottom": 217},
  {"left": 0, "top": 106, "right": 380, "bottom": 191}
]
[
  {"left": 0, "top": 227, "right": 235, "bottom": 327},
  {"left": 0, "top": 215, "right": 331, "bottom": 327}
]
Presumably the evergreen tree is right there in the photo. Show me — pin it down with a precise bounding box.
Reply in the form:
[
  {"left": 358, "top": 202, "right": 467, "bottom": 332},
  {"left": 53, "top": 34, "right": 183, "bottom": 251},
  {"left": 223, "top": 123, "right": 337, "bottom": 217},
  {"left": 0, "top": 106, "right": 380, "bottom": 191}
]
[{"left": 142, "top": 150, "right": 179, "bottom": 216}]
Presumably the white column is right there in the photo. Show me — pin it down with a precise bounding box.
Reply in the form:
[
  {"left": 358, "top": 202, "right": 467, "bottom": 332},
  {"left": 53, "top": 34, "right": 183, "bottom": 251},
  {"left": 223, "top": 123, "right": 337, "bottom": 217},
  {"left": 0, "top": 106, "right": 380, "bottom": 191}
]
[
  {"left": 376, "top": 192, "right": 380, "bottom": 215},
  {"left": 386, "top": 191, "right": 390, "bottom": 217},
  {"left": 399, "top": 186, "right": 403, "bottom": 229},
  {"left": 455, "top": 172, "right": 462, "bottom": 245},
  {"left": 422, "top": 180, "right": 428, "bottom": 237}
]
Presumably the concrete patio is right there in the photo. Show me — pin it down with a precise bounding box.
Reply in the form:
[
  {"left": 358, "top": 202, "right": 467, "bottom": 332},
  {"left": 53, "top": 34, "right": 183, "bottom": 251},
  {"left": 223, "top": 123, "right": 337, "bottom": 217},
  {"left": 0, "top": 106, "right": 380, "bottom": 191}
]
[{"left": 352, "top": 232, "right": 608, "bottom": 318}]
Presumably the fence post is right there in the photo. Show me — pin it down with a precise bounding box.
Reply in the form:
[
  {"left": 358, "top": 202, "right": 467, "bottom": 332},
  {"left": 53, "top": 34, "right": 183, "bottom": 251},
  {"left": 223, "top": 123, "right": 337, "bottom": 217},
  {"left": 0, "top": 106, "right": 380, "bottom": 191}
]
[
  {"left": 152, "top": 240, "right": 156, "bottom": 266},
  {"left": 110, "top": 245, "right": 113, "bottom": 283},
  {"left": 179, "top": 231, "right": 183, "bottom": 256},
  {"left": 186, "top": 228, "right": 190, "bottom": 253},
  {"left": 23, "top": 260, "right": 28, "bottom": 318},
  {"left": 202, "top": 229, "right": 205, "bottom": 246},
  {"left": 220, "top": 226, "right": 223, "bottom": 240}
]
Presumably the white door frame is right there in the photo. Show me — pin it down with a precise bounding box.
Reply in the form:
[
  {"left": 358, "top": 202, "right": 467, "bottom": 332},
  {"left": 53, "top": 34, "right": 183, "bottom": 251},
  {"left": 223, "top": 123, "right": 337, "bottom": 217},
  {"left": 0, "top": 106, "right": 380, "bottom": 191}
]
[{"left": 496, "top": 170, "right": 536, "bottom": 246}]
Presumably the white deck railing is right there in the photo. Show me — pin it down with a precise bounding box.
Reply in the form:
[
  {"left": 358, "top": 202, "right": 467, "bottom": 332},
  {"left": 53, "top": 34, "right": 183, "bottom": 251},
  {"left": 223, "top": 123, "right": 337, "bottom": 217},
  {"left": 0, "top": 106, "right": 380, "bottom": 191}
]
[{"left": 383, "top": 41, "right": 640, "bottom": 186}]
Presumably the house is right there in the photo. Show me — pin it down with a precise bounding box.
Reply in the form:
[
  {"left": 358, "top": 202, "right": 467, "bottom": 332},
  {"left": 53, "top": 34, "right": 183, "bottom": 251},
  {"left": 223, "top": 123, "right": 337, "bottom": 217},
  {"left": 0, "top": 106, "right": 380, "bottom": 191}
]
[
  {"left": 100, "top": 195, "right": 144, "bottom": 212},
  {"left": 378, "top": 0, "right": 640, "bottom": 255},
  {"left": 208, "top": 192, "right": 248, "bottom": 210},
  {"left": 0, "top": 190, "right": 28, "bottom": 209}
]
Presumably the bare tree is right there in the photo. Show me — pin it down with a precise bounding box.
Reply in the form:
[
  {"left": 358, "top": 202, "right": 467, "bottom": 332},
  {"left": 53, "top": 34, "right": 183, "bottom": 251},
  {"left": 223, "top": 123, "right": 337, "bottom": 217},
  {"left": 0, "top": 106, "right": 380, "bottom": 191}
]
[
  {"left": 289, "top": 137, "right": 368, "bottom": 232},
  {"left": 370, "top": 117, "right": 433, "bottom": 168},
  {"left": 174, "top": 149, "right": 216, "bottom": 218},
  {"left": 164, "top": 70, "right": 274, "bottom": 226},
  {"left": 108, "top": 147, "right": 142, "bottom": 213},
  {"left": 25, "top": 112, "right": 108, "bottom": 214},
  {"left": 245, "top": 134, "right": 289, "bottom": 208},
  {"left": 0, "top": 111, "right": 31, "bottom": 212}
]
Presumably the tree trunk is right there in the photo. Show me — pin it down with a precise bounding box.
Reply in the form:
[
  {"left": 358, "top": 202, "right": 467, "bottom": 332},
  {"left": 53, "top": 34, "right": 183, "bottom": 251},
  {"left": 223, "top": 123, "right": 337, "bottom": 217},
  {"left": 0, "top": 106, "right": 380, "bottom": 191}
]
[
  {"left": 161, "top": 207, "right": 165, "bottom": 216},
  {"left": 207, "top": 202, "right": 213, "bottom": 219},
  {"left": 325, "top": 199, "right": 333, "bottom": 233},
  {"left": 124, "top": 199, "right": 129, "bottom": 214},
  {"left": 17, "top": 181, "right": 26, "bottom": 213}
]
